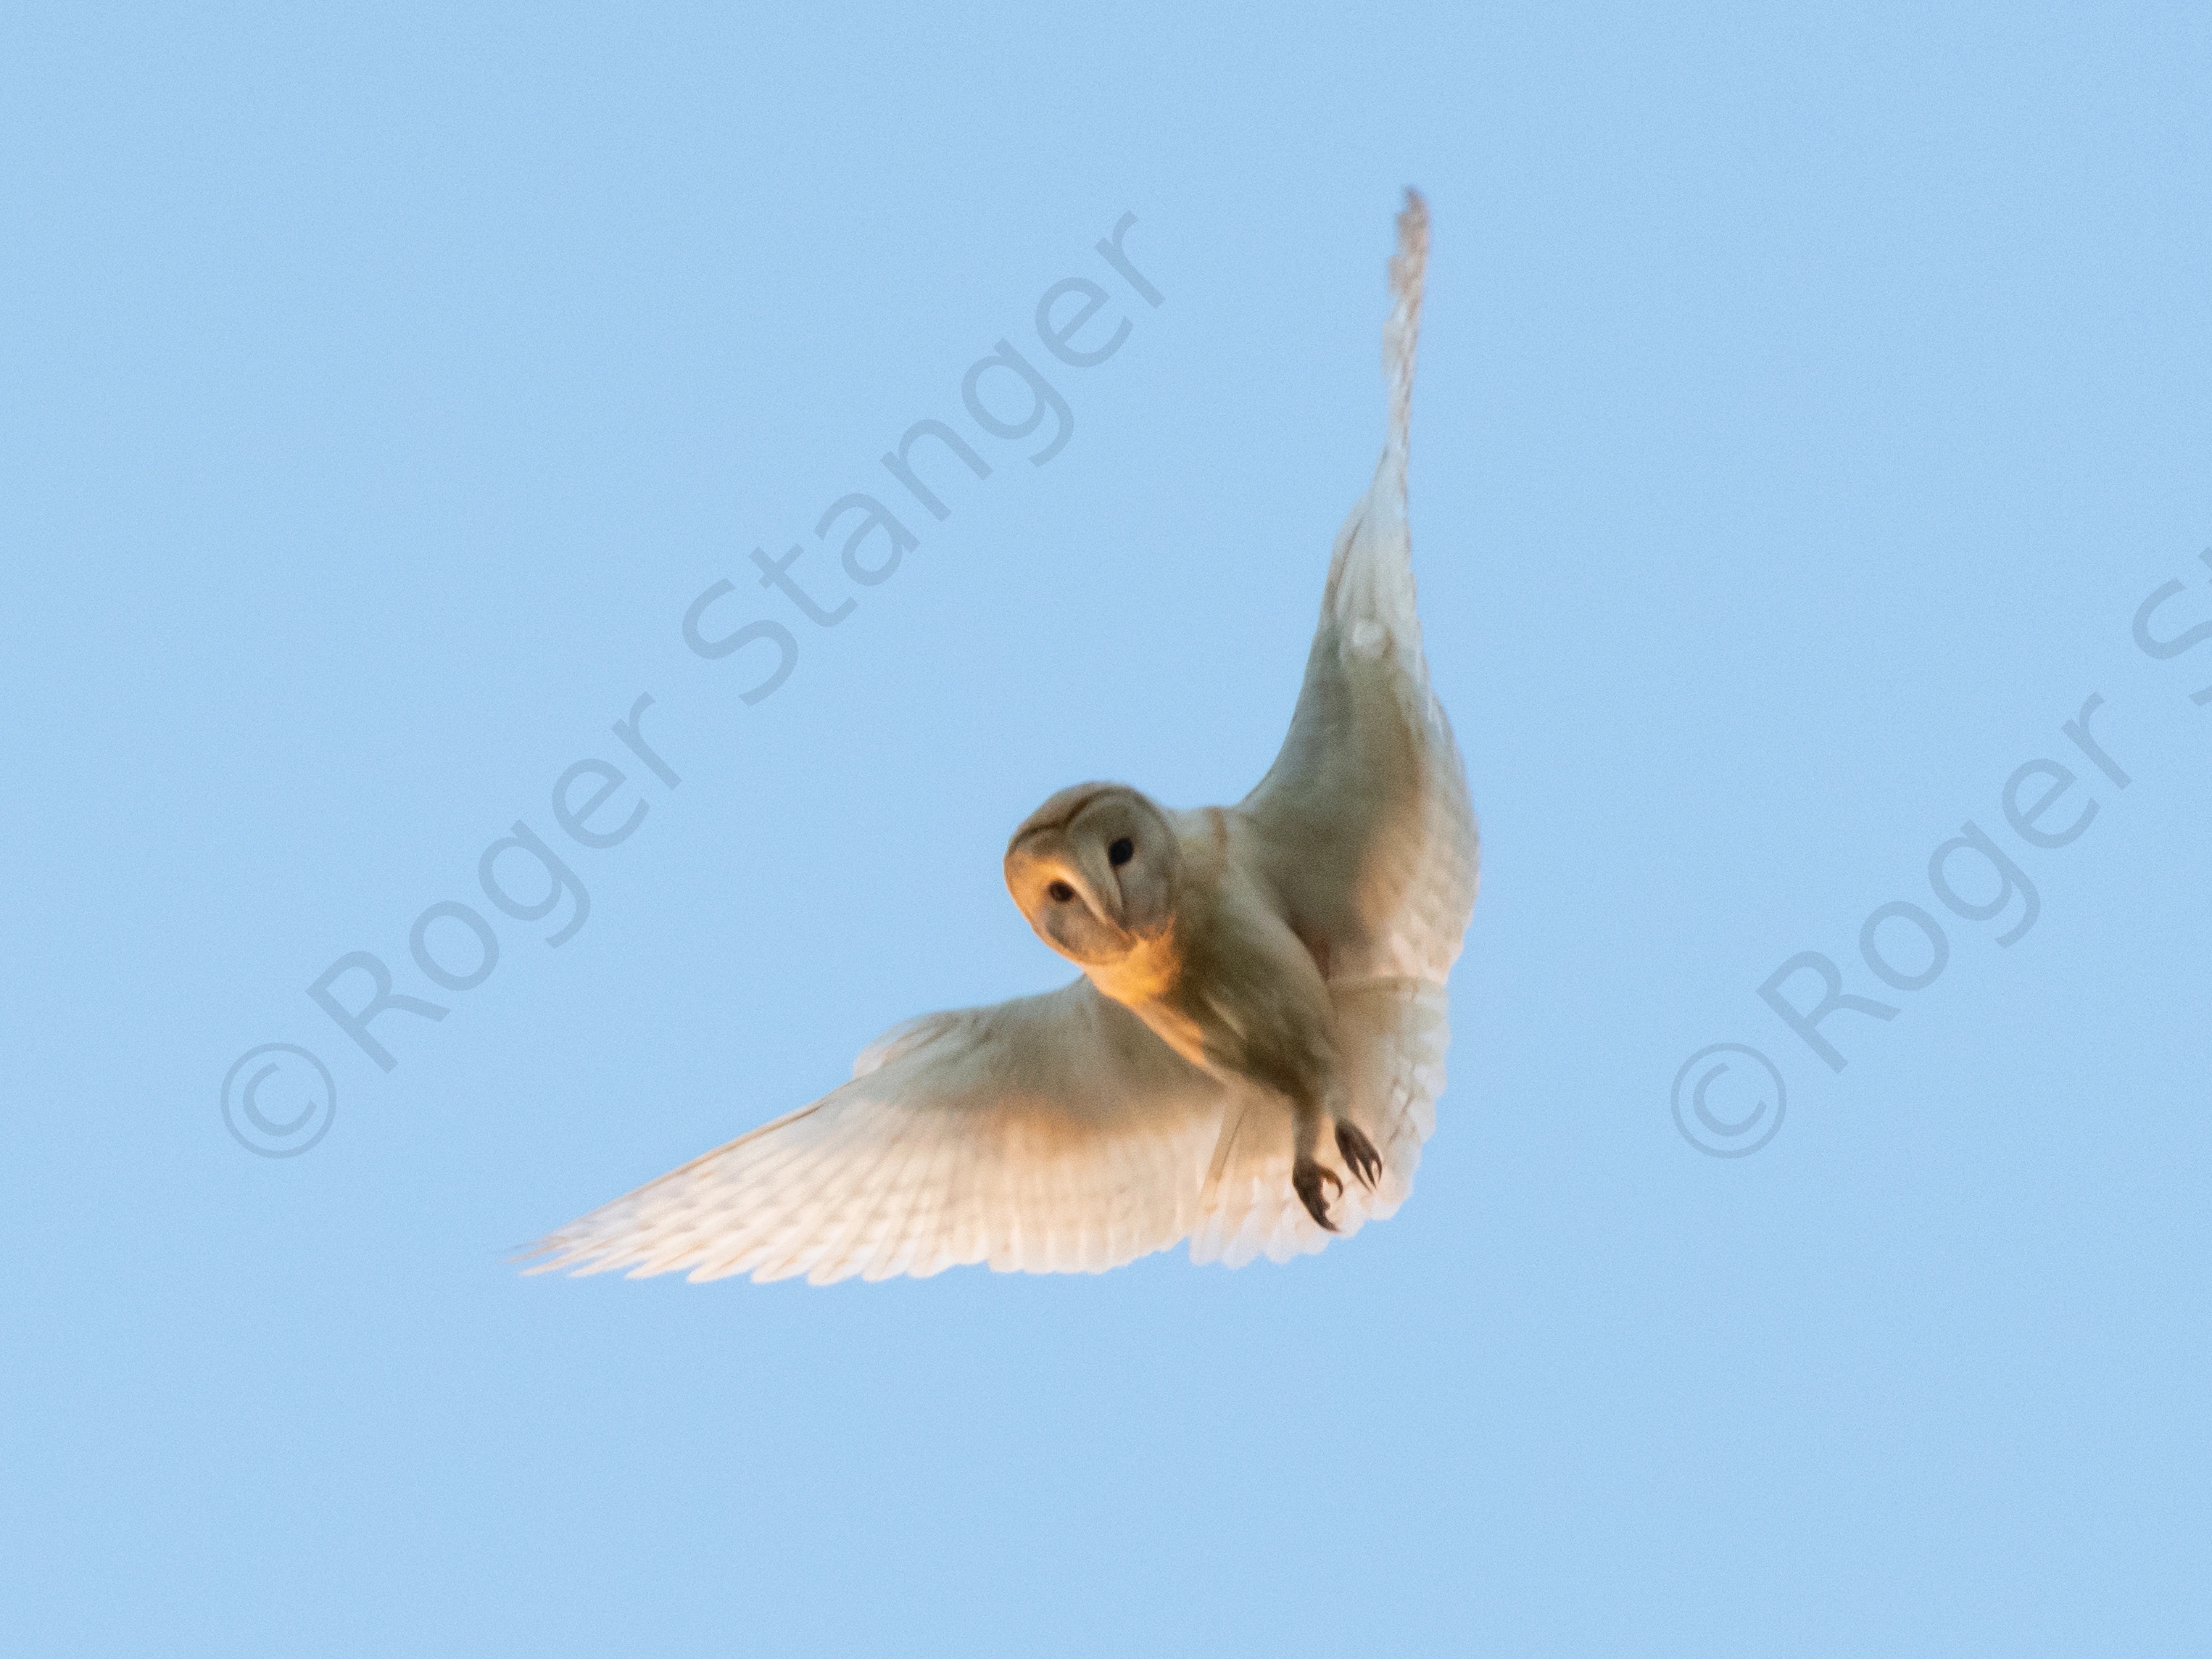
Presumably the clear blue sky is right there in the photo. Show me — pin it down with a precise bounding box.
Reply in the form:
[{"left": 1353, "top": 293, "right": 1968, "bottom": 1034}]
[{"left": 5, "top": 4, "right": 2209, "bottom": 1654}]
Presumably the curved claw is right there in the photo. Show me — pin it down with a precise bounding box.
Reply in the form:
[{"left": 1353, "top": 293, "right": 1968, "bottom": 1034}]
[
  {"left": 1292, "top": 1158, "right": 1343, "bottom": 1232},
  {"left": 1335, "top": 1122, "right": 1383, "bottom": 1191}
]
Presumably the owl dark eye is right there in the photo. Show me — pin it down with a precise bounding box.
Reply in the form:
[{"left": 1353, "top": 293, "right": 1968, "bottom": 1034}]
[
  {"left": 1108, "top": 837, "right": 1134, "bottom": 867},
  {"left": 1048, "top": 881, "right": 1076, "bottom": 903}
]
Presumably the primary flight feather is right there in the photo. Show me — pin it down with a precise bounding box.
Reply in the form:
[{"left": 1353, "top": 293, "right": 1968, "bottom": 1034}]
[{"left": 526, "top": 191, "right": 1478, "bottom": 1285}]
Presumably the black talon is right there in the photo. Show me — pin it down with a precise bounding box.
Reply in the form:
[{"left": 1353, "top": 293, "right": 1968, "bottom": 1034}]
[
  {"left": 1293, "top": 1159, "right": 1343, "bottom": 1231},
  {"left": 1335, "top": 1122, "right": 1383, "bottom": 1191}
]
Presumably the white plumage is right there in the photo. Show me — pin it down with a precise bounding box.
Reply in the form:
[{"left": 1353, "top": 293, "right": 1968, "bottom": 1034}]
[{"left": 526, "top": 191, "right": 1478, "bottom": 1286}]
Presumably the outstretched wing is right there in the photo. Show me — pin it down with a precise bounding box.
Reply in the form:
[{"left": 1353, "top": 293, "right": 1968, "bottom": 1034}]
[
  {"left": 524, "top": 980, "right": 1243, "bottom": 1285},
  {"left": 1238, "top": 187, "right": 1478, "bottom": 989}
]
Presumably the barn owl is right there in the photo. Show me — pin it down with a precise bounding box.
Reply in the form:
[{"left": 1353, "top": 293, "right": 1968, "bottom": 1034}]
[{"left": 526, "top": 190, "right": 1478, "bottom": 1284}]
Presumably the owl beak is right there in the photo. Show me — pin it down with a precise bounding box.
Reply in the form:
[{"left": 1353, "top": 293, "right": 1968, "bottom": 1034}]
[{"left": 1067, "top": 845, "right": 1125, "bottom": 927}]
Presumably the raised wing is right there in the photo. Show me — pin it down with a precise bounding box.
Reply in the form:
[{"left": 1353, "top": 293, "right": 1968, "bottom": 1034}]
[
  {"left": 1238, "top": 188, "right": 1479, "bottom": 988},
  {"left": 526, "top": 980, "right": 1247, "bottom": 1285}
]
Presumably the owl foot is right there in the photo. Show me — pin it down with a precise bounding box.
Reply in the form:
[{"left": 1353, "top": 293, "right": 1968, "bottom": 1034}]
[
  {"left": 1335, "top": 1122, "right": 1383, "bottom": 1190},
  {"left": 1292, "top": 1157, "right": 1343, "bottom": 1232}
]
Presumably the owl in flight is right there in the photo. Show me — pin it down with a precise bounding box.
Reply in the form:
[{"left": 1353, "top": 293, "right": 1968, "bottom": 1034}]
[{"left": 528, "top": 191, "right": 1478, "bottom": 1285}]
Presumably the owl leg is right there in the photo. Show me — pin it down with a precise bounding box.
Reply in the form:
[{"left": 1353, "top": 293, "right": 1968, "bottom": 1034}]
[
  {"left": 1335, "top": 1121, "right": 1383, "bottom": 1190},
  {"left": 1291, "top": 1108, "right": 1383, "bottom": 1228},
  {"left": 1291, "top": 1155, "right": 1343, "bottom": 1231},
  {"left": 1289, "top": 1098, "right": 1345, "bottom": 1230}
]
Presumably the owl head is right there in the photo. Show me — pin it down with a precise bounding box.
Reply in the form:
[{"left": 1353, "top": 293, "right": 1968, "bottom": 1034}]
[{"left": 1004, "top": 783, "right": 1180, "bottom": 966}]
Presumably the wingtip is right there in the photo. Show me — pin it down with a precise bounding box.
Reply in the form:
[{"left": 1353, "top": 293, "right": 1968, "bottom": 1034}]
[
  {"left": 508, "top": 1241, "right": 566, "bottom": 1275},
  {"left": 509, "top": 1227, "right": 597, "bottom": 1275},
  {"left": 1396, "top": 186, "right": 1429, "bottom": 257},
  {"left": 1383, "top": 187, "right": 1428, "bottom": 463},
  {"left": 1391, "top": 187, "right": 1428, "bottom": 294}
]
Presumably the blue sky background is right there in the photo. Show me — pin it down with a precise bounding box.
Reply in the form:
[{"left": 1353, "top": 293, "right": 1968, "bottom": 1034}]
[{"left": 5, "top": 4, "right": 2210, "bottom": 1654}]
